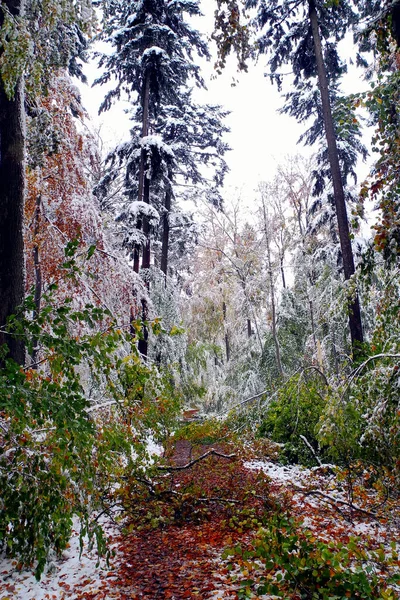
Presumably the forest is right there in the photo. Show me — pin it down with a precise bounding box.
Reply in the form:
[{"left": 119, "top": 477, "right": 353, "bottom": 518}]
[{"left": 0, "top": 0, "right": 399, "bottom": 598}]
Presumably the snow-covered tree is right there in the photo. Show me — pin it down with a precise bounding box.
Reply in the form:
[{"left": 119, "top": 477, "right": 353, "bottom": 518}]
[
  {"left": 95, "top": 0, "right": 229, "bottom": 359},
  {"left": 0, "top": 0, "right": 94, "bottom": 363}
]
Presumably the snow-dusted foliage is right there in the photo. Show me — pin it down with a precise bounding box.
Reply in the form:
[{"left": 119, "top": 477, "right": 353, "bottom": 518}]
[{"left": 95, "top": 0, "right": 229, "bottom": 278}]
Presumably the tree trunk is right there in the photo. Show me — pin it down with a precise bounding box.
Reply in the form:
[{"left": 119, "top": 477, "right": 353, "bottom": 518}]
[
  {"left": 222, "top": 300, "right": 230, "bottom": 362},
  {"left": 247, "top": 318, "right": 252, "bottom": 339},
  {"left": 160, "top": 168, "right": 173, "bottom": 279},
  {"left": 280, "top": 252, "right": 286, "bottom": 289},
  {"left": 140, "top": 72, "right": 151, "bottom": 272},
  {"left": 262, "top": 201, "right": 283, "bottom": 376},
  {"left": 134, "top": 71, "right": 151, "bottom": 274},
  {"left": 309, "top": 0, "right": 363, "bottom": 355},
  {"left": 141, "top": 176, "right": 151, "bottom": 270},
  {"left": 137, "top": 72, "right": 151, "bottom": 359},
  {"left": 0, "top": 0, "right": 26, "bottom": 365},
  {"left": 137, "top": 297, "right": 149, "bottom": 359}
]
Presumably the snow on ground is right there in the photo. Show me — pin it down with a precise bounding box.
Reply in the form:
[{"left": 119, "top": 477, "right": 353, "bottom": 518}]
[
  {"left": 0, "top": 435, "right": 163, "bottom": 600},
  {"left": 244, "top": 459, "right": 311, "bottom": 486},
  {"left": 0, "top": 516, "right": 118, "bottom": 600}
]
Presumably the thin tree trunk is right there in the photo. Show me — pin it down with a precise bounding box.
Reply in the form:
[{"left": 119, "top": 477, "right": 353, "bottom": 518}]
[
  {"left": 309, "top": 296, "right": 317, "bottom": 355},
  {"left": 262, "top": 201, "right": 283, "bottom": 376},
  {"left": 160, "top": 168, "right": 173, "bottom": 280},
  {"left": 0, "top": 4, "right": 25, "bottom": 366},
  {"left": 223, "top": 300, "right": 230, "bottom": 362},
  {"left": 137, "top": 72, "right": 151, "bottom": 359},
  {"left": 134, "top": 71, "right": 151, "bottom": 274},
  {"left": 138, "top": 297, "right": 148, "bottom": 359},
  {"left": 141, "top": 176, "right": 151, "bottom": 270},
  {"left": 247, "top": 318, "right": 252, "bottom": 339},
  {"left": 309, "top": 0, "right": 363, "bottom": 355},
  {"left": 280, "top": 253, "right": 286, "bottom": 289},
  {"left": 140, "top": 73, "right": 151, "bottom": 271}
]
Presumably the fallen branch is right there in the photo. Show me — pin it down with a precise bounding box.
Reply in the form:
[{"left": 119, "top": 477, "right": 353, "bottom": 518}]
[
  {"left": 294, "top": 486, "right": 379, "bottom": 521},
  {"left": 299, "top": 435, "right": 323, "bottom": 467},
  {"left": 158, "top": 449, "right": 236, "bottom": 471}
]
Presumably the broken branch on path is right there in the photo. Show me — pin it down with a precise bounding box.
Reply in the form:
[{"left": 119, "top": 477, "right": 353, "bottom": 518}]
[{"left": 158, "top": 449, "right": 236, "bottom": 471}]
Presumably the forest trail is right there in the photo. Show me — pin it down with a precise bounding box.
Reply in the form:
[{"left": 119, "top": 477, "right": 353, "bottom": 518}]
[
  {"left": 70, "top": 439, "right": 399, "bottom": 599},
  {"left": 1, "top": 437, "right": 399, "bottom": 599},
  {"left": 74, "top": 440, "right": 258, "bottom": 599}
]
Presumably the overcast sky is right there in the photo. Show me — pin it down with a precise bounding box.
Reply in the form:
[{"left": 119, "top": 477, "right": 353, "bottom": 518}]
[{"left": 79, "top": 3, "right": 372, "bottom": 209}]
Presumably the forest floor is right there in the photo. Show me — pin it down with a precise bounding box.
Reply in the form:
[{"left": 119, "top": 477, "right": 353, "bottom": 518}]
[{"left": 0, "top": 436, "right": 399, "bottom": 599}]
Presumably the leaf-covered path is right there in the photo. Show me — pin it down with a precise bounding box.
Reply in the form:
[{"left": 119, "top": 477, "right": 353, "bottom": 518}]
[{"left": 79, "top": 440, "right": 261, "bottom": 599}]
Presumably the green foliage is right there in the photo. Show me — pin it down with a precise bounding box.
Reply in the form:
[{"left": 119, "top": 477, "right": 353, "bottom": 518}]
[
  {"left": 258, "top": 372, "right": 330, "bottom": 466},
  {"left": 119, "top": 352, "right": 183, "bottom": 446},
  {"left": 317, "top": 274, "right": 400, "bottom": 479},
  {"left": 0, "top": 291, "right": 123, "bottom": 577},
  {"left": 224, "top": 514, "right": 399, "bottom": 599},
  {"left": 174, "top": 419, "right": 231, "bottom": 446},
  {"left": 0, "top": 253, "right": 183, "bottom": 577},
  {"left": 0, "top": 0, "right": 95, "bottom": 99}
]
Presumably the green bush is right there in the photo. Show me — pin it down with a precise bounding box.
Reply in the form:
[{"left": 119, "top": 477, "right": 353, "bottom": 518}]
[
  {"left": 258, "top": 373, "right": 331, "bottom": 466},
  {"left": 0, "top": 278, "right": 182, "bottom": 577}
]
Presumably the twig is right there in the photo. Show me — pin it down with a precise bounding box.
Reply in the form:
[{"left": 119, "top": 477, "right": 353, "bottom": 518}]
[
  {"left": 86, "top": 400, "right": 118, "bottom": 413},
  {"left": 158, "top": 449, "right": 236, "bottom": 471},
  {"left": 294, "top": 486, "right": 379, "bottom": 521},
  {"left": 299, "top": 435, "right": 323, "bottom": 467}
]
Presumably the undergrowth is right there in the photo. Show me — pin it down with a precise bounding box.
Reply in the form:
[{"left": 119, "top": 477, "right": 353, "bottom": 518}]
[{"left": 224, "top": 513, "right": 400, "bottom": 599}]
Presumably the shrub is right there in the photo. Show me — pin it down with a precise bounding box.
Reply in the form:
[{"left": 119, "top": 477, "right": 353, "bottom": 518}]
[
  {"left": 0, "top": 284, "right": 182, "bottom": 577},
  {"left": 224, "top": 514, "right": 400, "bottom": 599},
  {"left": 258, "top": 372, "right": 331, "bottom": 466}
]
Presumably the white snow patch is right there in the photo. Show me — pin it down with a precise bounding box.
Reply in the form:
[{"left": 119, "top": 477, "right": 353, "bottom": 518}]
[
  {"left": 0, "top": 516, "right": 118, "bottom": 600},
  {"left": 146, "top": 435, "right": 163, "bottom": 457},
  {"left": 245, "top": 460, "right": 310, "bottom": 486}
]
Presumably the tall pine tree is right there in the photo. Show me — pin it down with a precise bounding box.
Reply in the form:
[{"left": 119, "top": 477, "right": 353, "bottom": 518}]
[{"left": 213, "top": 0, "right": 365, "bottom": 354}]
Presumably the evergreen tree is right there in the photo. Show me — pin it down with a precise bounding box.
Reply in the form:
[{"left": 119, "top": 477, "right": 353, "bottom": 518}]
[
  {"left": 96, "top": 0, "right": 229, "bottom": 358},
  {"left": 214, "top": 0, "right": 365, "bottom": 354},
  {"left": 96, "top": 0, "right": 210, "bottom": 272}
]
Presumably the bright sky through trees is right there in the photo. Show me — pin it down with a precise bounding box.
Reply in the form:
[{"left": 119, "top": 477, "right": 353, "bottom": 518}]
[{"left": 79, "top": 5, "right": 371, "bottom": 206}]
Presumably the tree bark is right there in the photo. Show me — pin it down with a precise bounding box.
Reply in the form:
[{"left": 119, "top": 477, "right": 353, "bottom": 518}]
[
  {"left": 309, "top": 0, "right": 363, "bottom": 355},
  {"left": 136, "top": 71, "right": 151, "bottom": 359},
  {"left": 222, "top": 300, "right": 230, "bottom": 362},
  {"left": 0, "top": 1, "right": 26, "bottom": 365},
  {"left": 280, "top": 252, "right": 286, "bottom": 289},
  {"left": 140, "top": 72, "right": 151, "bottom": 272},
  {"left": 160, "top": 168, "right": 173, "bottom": 279}
]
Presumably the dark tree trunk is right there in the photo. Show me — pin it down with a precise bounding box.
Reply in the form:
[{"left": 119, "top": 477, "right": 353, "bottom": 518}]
[
  {"left": 141, "top": 176, "right": 151, "bottom": 270},
  {"left": 137, "top": 72, "right": 151, "bottom": 359},
  {"left": 309, "top": 0, "right": 363, "bottom": 355},
  {"left": 160, "top": 170, "right": 173, "bottom": 280},
  {"left": 0, "top": 0, "right": 26, "bottom": 365},
  {"left": 222, "top": 300, "right": 230, "bottom": 362},
  {"left": 140, "top": 72, "right": 151, "bottom": 272},
  {"left": 280, "top": 253, "right": 286, "bottom": 289},
  {"left": 247, "top": 318, "right": 252, "bottom": 339},
  {"left": 137, "top": 297, "right": 149, "bottom": 359}
]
